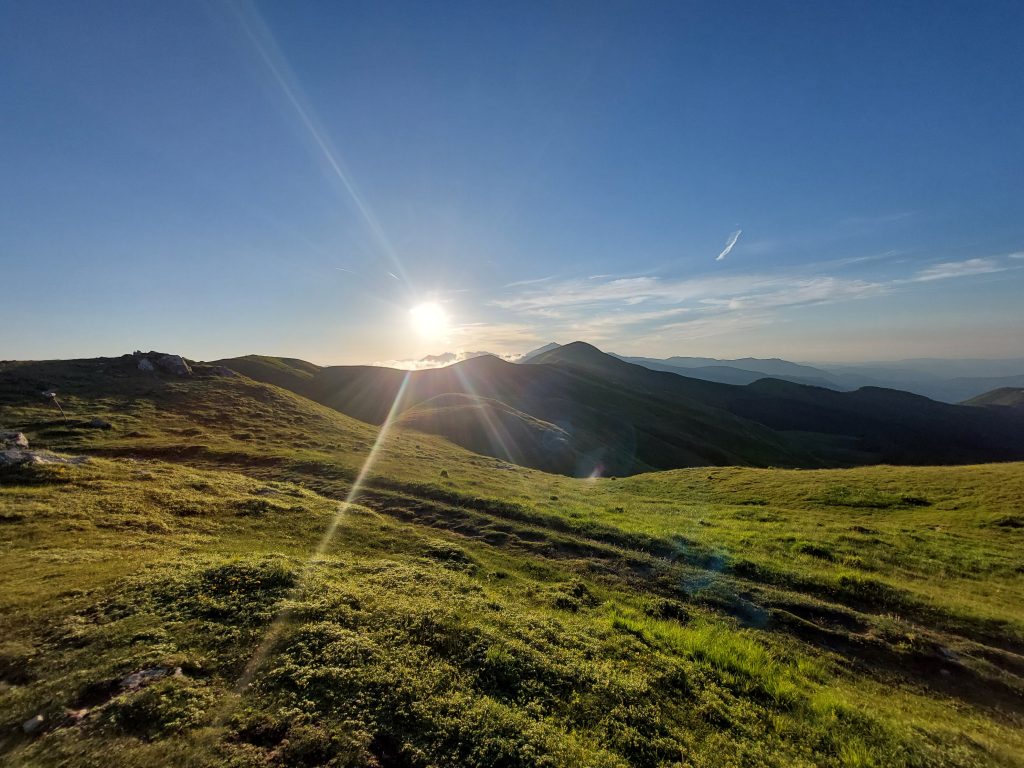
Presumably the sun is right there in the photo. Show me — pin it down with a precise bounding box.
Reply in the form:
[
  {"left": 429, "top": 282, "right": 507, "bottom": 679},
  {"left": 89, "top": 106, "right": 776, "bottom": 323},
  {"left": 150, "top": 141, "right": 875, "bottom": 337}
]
[{"left": 409, "top": 301, "right": 450, "bottom": 339}]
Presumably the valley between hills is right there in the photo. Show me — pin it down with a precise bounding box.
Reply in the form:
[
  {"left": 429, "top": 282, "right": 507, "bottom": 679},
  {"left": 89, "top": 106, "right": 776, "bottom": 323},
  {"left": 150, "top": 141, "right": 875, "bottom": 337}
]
[{"left": 1, "top": 348, "right": 1023, "bottom": 767}]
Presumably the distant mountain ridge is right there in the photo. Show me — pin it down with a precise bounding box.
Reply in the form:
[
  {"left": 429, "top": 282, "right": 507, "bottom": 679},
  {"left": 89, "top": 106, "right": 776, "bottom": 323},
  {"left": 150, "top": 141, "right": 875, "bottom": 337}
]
[
  {"left": 511, "top": 343, "right": 1024, "bottom": 403},
  {"left": 217, "top": 342, "right": 1024, "bottom": 477}
]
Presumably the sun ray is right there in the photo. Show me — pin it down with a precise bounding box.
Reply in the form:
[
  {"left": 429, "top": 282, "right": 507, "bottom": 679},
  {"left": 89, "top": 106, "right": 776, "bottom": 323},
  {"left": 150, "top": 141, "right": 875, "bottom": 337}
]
[
  {"left": 224, "top": 0, "right": 410, "bottom": 289},
  {"left": 453, "top": 364, "right": 517, "bottom": 464},
  {"left": 209, "top": 372, "right": 412, "bottom": 726}
]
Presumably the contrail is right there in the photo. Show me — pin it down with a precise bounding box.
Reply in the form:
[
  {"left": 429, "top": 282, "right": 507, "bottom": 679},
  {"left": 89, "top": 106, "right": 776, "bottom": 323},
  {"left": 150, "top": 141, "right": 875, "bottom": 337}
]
[{"left": 716, "top": 229, "right": 742, "bottom": 261}]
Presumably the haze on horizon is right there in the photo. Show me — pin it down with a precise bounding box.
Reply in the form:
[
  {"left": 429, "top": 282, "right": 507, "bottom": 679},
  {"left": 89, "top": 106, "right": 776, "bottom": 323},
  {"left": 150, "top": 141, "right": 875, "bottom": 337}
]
[{"left": 2, "top": 1, "right": 1022, "bottom": 365}]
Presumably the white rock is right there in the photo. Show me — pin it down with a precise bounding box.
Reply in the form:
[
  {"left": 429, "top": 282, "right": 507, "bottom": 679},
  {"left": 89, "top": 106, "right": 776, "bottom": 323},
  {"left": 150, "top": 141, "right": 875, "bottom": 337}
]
[{"left": 1, "top": 431, "right": 29, "bottom": 449}]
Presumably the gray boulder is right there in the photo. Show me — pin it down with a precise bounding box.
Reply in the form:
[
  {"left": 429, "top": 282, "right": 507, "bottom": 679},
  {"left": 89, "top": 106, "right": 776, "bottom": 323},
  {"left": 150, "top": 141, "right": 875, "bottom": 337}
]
[
  {"left": 137, "top": 358, "right": 155, "bottom": 372},
  {"left": 86, "top": 417, "right": 112, "bottom": 430},
  {"left": 156, "top": 354, "right": 192, "bottom": 377},
  {"left": 208, "top": 365, "right": 238, "bottom": 378},
  {"left": 0, "top": 449, "right": 31, "bottom": 467},
  {"left": 22, "top": 714, "right": 44, "bottom": 735}
]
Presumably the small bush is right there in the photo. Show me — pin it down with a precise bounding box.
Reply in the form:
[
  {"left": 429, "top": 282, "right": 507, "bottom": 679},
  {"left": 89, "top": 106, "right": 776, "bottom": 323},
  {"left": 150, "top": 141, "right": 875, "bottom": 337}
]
[
  {"left": 549, "top": 579, "right": 599, "bottom": 612},
  {"left": 793, "top": 541, "right": 835, "bottom": 561},
  {"left": 101, "top": 676, "right": 214, "bottom": 738}
]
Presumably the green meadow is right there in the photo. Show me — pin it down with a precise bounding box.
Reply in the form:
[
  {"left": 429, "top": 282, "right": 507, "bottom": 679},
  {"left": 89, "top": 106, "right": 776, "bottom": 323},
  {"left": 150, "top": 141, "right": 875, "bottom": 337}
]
[{"left": 1, "top": 361, "right": 1022, "bottom": 766}]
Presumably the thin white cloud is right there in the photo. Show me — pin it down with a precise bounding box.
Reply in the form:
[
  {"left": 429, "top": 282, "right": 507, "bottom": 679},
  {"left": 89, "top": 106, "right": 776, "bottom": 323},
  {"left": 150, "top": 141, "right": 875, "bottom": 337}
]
[
  {"left": 909, "top": 257, "right": 1004, "bottom": 282},
  {"left": 492, "top": 272, "right": 859, "bottom": 313},
  {"left": 1008, "top": 252, "right": 1024, "bottom": 260},
  {"left": 716, "top": 229, "right": 742, "bottom": 261},
  {"left": 504, "top": 275, "right": 555, "bottom": 288}
]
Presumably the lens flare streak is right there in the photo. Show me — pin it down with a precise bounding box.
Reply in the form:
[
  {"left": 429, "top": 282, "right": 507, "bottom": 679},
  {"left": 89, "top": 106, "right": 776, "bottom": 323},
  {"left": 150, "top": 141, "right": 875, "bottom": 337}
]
[{"left": 213, "top": 372, "right": 412, "bottom": 722}]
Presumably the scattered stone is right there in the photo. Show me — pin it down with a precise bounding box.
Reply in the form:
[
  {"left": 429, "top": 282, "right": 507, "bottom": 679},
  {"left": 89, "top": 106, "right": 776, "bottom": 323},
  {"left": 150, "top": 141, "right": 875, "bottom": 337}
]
[
  {"left": 0, "top": 448, "right": 89, "bottom": 467},
  {"left": 29, "top": 452, "right": 89, "bottom": 466},
  {"left": 119, "top": 666, "right": 181, "bottom": 691},
  {"left": 253, "top": 487, "right": 281, "bottom": 496},
  {"left": 208, "top": 365, "right": 238, "bottom": 377},
  {"left": 137, "top": 358, "right": 155, "bottom": 372},
  {"left": 63, "top": 708, "right": 88, "bottom": 725},
  {"left": 156, "top": 354, "right": 192, "bottom": 377},
  {"left": 1, "top": 431, "right": 29, "bottom": 449},
  {"left": 22, "top": 714, "right": 44, "bottom": 735},
  {"left": 86, "top": 418, "right": 112, "bottom": 430}
]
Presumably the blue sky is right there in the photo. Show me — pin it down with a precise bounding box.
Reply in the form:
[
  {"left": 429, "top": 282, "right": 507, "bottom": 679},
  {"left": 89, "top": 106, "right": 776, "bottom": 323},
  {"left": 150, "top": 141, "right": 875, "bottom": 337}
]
[{"left": 2, "top": 0, "right": 1022, "bottom": 364}]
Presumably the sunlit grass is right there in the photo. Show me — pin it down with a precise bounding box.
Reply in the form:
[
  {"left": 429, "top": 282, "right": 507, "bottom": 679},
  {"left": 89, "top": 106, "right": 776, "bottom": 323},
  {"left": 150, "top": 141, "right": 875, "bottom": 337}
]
[{"left": 1, "top": 362, "right": 1022, "bottom": 766}]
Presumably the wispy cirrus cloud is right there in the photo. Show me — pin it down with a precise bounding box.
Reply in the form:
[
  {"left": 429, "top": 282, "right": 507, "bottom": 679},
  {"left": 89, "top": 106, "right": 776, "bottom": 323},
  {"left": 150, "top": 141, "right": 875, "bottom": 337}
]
[
  {"left": 493, "top": 272, "right": 882, "bottom": 314},
  {"left": 486, "top": 270, "right": 888, "bottom": 346},
  {"left": 463, "top": 251, "right": 1023, "bottom": 353},
  {"left": 503, "top": 275, "right": 555, "bottom": 288},
  {"left": 908, "top": 257, "right": 1004, "bottom": 282},
  {"left": 716, "top": 229, "right": 742, "bottom": 261}
]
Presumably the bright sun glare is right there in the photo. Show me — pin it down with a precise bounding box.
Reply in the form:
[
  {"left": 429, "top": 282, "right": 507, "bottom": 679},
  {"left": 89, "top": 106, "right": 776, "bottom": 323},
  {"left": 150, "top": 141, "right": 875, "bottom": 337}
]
[{"left": 409, "top": 302, "right": 449, "bottom": 339}]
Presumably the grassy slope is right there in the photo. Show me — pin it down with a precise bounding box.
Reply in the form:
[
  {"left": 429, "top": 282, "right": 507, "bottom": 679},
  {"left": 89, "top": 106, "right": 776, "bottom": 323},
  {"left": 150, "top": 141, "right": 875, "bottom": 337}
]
[
  {"left": 1, "top": 358, "right": 1023, "bottom": 767},
  {"left": 964, "top": 387, "right": 1024, "bottom": 408},
  {"left": 395, "top": 393, "right": 580, "bottom": 474}
]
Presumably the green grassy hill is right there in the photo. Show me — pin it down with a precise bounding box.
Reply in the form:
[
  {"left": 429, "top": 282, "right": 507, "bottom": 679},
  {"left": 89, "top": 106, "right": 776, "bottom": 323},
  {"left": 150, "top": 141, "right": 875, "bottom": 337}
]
[
  {"left": 2, "top": 355, "right": 1023, "bottom": 767},
  {"left": 212, "top": 355, "right": 322, "bottom": 394}
]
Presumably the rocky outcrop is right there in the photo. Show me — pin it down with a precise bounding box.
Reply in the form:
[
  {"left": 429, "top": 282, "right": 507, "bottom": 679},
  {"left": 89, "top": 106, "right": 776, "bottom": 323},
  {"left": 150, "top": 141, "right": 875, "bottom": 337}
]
[
  {"left": 1, "top": 431, "right": 29, "bottom": 449},
  {"left": 156, "top": 354, "right": 192, "bottom": 377},
  {"left": 130, "top": 351, "right": 192, "bottom": 376},
  {"left": 0, "top": 431, "right": 88, "bottom": 467}
]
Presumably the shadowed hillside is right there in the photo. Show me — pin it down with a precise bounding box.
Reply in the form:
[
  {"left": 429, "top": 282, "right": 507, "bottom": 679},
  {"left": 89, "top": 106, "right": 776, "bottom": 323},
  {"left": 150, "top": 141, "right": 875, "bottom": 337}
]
[
  {"left": 395, "top": 393, "right": 579, "bottom": 474},
  {"left": 221, "top": 351, "right": 815, "bottom": 475},
  {"left": 220, "top": 342, "right": 1024, "bottom": 476}
]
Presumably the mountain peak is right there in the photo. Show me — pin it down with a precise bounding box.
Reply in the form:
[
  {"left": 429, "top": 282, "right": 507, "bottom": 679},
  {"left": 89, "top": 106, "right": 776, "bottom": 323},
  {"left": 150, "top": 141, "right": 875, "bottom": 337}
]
[
  {"left": 517, "top": 342, "right": 561, "bottom": 363},
  {"left": 524, "top": 341, "right": 628, "bottom": 369}
]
